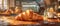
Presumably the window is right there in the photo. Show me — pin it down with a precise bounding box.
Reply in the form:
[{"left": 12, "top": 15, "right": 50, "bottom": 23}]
[
  {"left": 0, "top": 0, "right": 7, "bottom": 10},
  {"left": 0, "top": 0, "right": 2, "bottom": 9},
  {"left": 4, "top": 0, "right": 7, "bottom": 9}
]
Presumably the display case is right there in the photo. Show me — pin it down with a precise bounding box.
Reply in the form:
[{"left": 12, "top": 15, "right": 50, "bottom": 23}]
[{"left": 22, "top": 1, "right": 39, "bottom": 12}]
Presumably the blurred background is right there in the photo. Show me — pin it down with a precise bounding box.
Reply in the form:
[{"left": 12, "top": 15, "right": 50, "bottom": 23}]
[
  {"left": 0, "top": 0, "right": 59, "bottom": 14},
  {"left": 0, "top": 0, "right": 60, "bottom": 26}
]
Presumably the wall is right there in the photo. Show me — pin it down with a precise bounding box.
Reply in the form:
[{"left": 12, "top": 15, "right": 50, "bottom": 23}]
[
  {"left": 44, "top": 0, "right": 51, "bottom": 6},
  {"left": 9, "top": 0, "right": 15, "bottom": 7}
]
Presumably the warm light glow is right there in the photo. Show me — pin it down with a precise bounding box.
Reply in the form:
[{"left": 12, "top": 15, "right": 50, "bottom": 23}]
[
  {"left": 26, "top": 10, "right": 30, "bottom": 14},
  {"left": 58, "top": 6, "right": 60, "bottom": 8},
  {"left": 43, "top": 16, "right": 48, "bottom": 21},
  {"left": 57, "top": 13, "right": 60, "bottom": 17},
  {"left": 22, "top": 12, "right": 25, "bottom": 15},
  {"left": 18, "top": 14, "right": 21, "bottom": 16},
  {"left": 15, "top": 7, "right": 19, "bottom": 13},
  {"left": 49, "top": 7, "right": 54, "bottom": 12}
]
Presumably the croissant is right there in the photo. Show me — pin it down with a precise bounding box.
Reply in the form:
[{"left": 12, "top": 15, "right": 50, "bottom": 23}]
[{"left": 15, "top": 10, "right": 43, "bottom": 21}]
